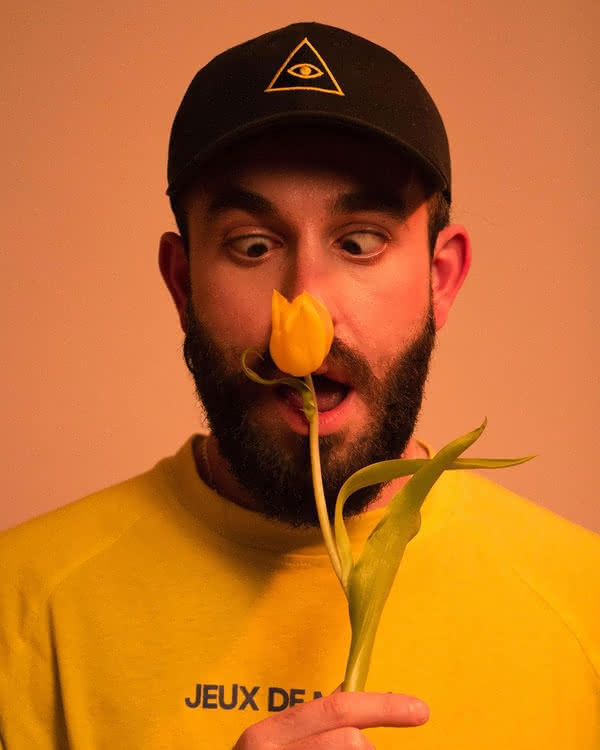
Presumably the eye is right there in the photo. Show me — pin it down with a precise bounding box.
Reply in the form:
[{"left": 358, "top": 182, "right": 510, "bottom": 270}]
[
  {"left": 287, "top": 63, "right": 324, "bottom": 79},
  {"left": 226, "top": 234, "right": 278, "bottom": 260},
  {"left": 337, "top": 231, "right": 387, "bottom": 259}
]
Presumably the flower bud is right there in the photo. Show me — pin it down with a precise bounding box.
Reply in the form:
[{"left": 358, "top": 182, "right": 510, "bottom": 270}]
[{"left": 269, "top": 290, "right": 334, "bottom": 377}]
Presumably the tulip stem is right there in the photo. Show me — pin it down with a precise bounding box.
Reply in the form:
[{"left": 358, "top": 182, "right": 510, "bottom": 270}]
[{"left": 305, "top": 374, "right": 343, "bottom": 584}]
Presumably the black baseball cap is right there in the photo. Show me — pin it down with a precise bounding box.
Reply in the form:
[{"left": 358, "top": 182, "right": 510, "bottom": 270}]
[{"left": 167, "top": 22, "right": 451, "bottom": 203}]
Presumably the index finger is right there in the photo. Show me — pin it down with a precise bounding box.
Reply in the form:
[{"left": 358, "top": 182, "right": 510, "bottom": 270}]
[{"left": 261, "top": 691, "right": 429, "bottom": 745}]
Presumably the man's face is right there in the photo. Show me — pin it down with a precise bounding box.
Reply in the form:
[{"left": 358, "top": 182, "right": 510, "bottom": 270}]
[{"left": 181, "top": 128, "right": 438, "bottom": 527}]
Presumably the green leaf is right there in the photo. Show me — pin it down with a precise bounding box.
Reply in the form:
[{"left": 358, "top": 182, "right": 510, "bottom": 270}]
[
  {"left": 301, "top": 385, "right": 317, "bottom": 421},
  {"left": 447, "top": 456, "right": 536, "bottom": 469},
  {"left": 342, "top": 419, "right": 489, "bottom": 691},
  {"left": 241, "top": 347, "right": 311, "bottom": 393},
  {"left": 334, "top": 457, "right": 422, "bottom": 591},
  {"left": 334, "top": 458, "right": 425, "bottom": 586},
  {"left": 334, "top": 452, "right": 534, "bottom": 589}
]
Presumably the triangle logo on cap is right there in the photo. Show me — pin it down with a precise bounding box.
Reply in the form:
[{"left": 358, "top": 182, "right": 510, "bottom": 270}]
[{"left": 265, "top": 37, "right": 344, "bottom": 96}]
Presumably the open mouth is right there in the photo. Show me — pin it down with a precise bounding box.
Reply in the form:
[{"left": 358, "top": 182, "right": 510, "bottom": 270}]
[{"left": 276, "top": 374, "right": 352, "bottom": 413}]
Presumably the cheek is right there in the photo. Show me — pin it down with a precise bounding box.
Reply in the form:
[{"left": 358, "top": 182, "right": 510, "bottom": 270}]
[
  {"left": 190, "top": 266, "right": 274, "bottom": 351},
  {"left": 338, "top": 263, "right": 431, "bottom": 364}
]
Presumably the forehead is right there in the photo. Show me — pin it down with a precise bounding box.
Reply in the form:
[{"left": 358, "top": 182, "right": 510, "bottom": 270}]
[{"left": 183, "top": 125, "right": 428, "bottom": 205}]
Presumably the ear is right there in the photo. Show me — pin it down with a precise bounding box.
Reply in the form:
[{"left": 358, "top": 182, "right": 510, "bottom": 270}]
[
  {"left": 430, "top": 223, "right": 472, "bottom": 331},
  {"left": 158, "top": 231, "right": 190, "bottom": 333}
]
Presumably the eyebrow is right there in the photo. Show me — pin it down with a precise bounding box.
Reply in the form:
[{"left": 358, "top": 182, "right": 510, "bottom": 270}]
[
  {"left": 332, "top": 188, "right": 409, "bottom": 221},
  {"left": 206, "top": 187, "right": 277, "bottom": 219},
  {"left": 205, "top": 185, "right": 410, "bottom": 222}
]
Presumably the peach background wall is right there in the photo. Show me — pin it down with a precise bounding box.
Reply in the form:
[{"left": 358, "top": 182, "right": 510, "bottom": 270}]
[{"left": 2, "top": 0, "right": 598, "bottom": 533}]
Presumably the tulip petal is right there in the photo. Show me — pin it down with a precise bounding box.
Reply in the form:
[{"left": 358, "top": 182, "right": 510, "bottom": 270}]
[
  {"left": 269, "top": 331, "right": 288, "bottom": 374},
  {"left": 271, "top": 289, "right": 287, "bottom": 336},
  {"left": 309, "top": 294, "right": 334, "bottom": 353},
  {"left": 297, "top": 298, "right": 327, "bottom": 371}
]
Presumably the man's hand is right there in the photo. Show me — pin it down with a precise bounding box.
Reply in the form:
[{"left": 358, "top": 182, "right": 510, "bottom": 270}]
[{"left": 233, "top": 689, "right": 429, "bottom": 749}]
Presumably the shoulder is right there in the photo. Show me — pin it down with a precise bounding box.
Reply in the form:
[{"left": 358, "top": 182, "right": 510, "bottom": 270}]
[
  {"left": 0, "top": 460, "right": 171, "bottom": 622},
  {"left": 452, "top": 470, "right": 600, "bottom": 674},
  {"left": 456, "top": 470, "right": 599, "bottom": 559}
]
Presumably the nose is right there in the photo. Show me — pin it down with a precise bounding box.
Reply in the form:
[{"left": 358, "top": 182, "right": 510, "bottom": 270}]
[{"left": 279, "top": 232, "right": 334, "bottom": 312}]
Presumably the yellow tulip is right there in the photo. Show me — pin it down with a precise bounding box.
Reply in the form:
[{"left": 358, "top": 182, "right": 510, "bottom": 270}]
[{"left": 269, "top": 290, "right": 334, "bottom": 377}]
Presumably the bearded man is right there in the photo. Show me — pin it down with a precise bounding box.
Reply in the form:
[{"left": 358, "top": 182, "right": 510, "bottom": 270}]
[{"left": 1, "top": 22, "right": 598, "bottom": 750}]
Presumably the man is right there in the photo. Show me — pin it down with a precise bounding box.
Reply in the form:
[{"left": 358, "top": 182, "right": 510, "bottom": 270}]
[{"left": 1, "top": 22, "right": 598, "bottom": 749}]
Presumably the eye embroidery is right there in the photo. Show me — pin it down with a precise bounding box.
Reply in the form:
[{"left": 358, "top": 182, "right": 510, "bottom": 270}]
[
  {"left": 287, "top": 62, "right": 324, "bottom": 79},
  {"left": 264, "top": 37, "right": 344, "bottom": 96}
]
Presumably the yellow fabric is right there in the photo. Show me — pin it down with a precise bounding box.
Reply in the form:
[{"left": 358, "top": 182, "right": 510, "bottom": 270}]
[{"left": 1, "top": 435, "right": 599, "bottom": 749}]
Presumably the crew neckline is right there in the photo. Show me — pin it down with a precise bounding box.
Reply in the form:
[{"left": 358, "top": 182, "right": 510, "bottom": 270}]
[{"left": 160, "top": 434, "right": 462, "bottom": 558}]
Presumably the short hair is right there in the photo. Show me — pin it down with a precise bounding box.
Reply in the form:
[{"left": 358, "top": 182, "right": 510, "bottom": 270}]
[{"left": 426, "top": 191, "right": 451, "bottom": 257}]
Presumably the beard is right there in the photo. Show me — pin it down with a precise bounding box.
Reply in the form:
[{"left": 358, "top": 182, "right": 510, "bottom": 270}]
[{"left": 183, "top": 295, "right": 436, "bottom": 529}]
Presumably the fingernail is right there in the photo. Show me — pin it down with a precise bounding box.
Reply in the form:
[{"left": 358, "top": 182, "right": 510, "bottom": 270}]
[{"left": 410, "top": 700, "right": 429, "bottom": 722}]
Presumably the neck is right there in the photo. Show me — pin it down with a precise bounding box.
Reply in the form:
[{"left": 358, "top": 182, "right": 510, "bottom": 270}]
[{"left": 193, "top": 432, "right": 428, "bottom": 517}]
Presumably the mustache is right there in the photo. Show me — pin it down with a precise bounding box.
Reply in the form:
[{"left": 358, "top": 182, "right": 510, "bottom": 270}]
[{"left": 249, "top": 336, "right": 376, "bottom": 393}]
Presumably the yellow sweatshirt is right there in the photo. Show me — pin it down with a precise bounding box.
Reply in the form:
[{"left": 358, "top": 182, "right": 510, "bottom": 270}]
[{"left": 0, "top": 435, "right": 598, "bottom": 749}]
